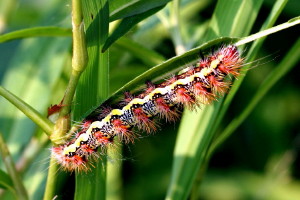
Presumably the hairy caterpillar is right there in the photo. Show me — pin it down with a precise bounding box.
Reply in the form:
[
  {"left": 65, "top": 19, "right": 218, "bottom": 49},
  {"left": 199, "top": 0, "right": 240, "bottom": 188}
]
[{"left": 52, "top": 45, "right": 243, "bottom": 171}]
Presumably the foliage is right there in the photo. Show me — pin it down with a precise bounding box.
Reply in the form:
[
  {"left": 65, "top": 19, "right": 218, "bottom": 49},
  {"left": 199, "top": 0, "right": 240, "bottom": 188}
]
[{"left": 0, "top": 0, "right": 299, "bottom": 199}]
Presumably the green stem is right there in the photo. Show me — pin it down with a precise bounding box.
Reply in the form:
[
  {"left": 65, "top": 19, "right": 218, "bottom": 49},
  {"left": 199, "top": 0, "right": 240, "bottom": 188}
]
[
  {"left": 235, "top": 16, "right": 300, "bottom": 46},
  {"left": 0, "top": 86, "right": 54, "bottom": 136},
  {"left": 0, "top": 132, "right": 28, "bottom": 200},
  {"left": 50, "top": 0, "right": 88, "bottom": 145},
  {"left": 44, "top": 0, "right": 88, "bottom": 199},
  {"left": 43, "top": 155, "right": 61, "bottom": 200},
  {"left": 0, "top": 27, "right": 71, "bottom": 43}
]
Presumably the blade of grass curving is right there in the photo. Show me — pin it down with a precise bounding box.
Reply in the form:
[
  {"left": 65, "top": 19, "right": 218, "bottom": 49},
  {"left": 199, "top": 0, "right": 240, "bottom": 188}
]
[
  {"left": 235, "top": 16, "right": 300, "bottom": 47},
  {"left": 0, "top": 86, "right": 53, "bottom": 136},
  {"left": 166, "top": 1, "right": 264, "bottom": 199},
  {"left": 0, "top": 36, "right": 70, "bottom": 161},
  {"left": 102, "top": 5, "right": 167, "bottom": 52},
  {"left": 74, "top": 0, "right": 109, "bottom": 200},
  {"left": 0, "top": 1, "right": 72, "bottom": 199},
  {"left": 0, "top": 27, "right": 71, "bottom": 43},
  {"left": 44, "top": 0, "right": 88, "bottom": 199},
  {"left": 210, "top": 37, "right": 300, "bottom": 156},
  {"left": 0, "top": 132, "right": 28, "bottom": 200},
  {"left": 109, "top": 0, "right": 171, "bottom": 22},
  {"left": 88, "top": 15, "right": 298, "bottom": 119}
]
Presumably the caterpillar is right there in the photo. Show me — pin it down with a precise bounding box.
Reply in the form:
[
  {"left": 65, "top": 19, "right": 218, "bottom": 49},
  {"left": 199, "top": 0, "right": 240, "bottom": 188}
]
[{"left": 52, "top": 44, "right": 244, "bottom": 171}]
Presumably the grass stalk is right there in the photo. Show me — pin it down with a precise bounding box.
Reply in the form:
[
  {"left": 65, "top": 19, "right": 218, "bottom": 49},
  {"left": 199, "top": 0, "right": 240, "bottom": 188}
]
[
  {"left": 0, "top": 86, "right": 54, "bottom": 136},
  {"left": 0, "top": 132, "right": 28, "bottom": 200},
  {"left": 44, "top": 0, "right": 88, "bottom": 199}
]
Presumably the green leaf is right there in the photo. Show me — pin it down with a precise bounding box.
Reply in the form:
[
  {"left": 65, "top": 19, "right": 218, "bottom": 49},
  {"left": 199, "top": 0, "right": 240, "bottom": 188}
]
[
  {"left": 87, "top": 37, "right": 237, "bottom": 118},
  {"left": 0, "top": 36, "right": 71, "bottom": 159},
  {"left": 0, "top": 169, "right": 13, "bottom": 190},
  {"left": 102, "top": 5, "right": 166, "bottom": 52},
  {"left": 0, "top": 132, "right": 28, "bottom": 200},
  {"left": 0, "top": 27, "right": 71, "bottom": 43},
  {"left": 208, "top": 0, "right": 290, "bottom": 155},
  {"left": 109, "top": 0, "right": 171, "bottom": 22},
  {"left": 74, "top": 0, "right": 109, "bottom": 200},
  {"left": 0, "top": 86, "right": 53, "bottom": 136},
  {"left": 166, "top": 0, "right": 264, "bottom": 199},
  {"left": 0, "top": 169, "right": 18, "bottom": 199}
]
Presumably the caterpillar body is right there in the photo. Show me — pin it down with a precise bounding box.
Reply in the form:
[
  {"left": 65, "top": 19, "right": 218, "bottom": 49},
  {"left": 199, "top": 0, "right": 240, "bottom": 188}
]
[{"left": 52, "top": 45, "right": 243, "bottom": 171}]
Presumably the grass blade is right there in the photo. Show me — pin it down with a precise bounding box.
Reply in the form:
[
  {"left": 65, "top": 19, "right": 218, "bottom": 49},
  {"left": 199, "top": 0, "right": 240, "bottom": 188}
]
[
  {"left": 109, "top": 0, "right": 171, "bottom": 21},
  {"left": 103, "top": 5, "right": 166, "bottom": 52},
  {"left": 74, "top": 0, "right": 109, "bottom": 199},
  {"left": 0, "top": 86, "right": 53, "bottom": 136},
  {"left": 208, "top": 0, "right": 290, "bottom": 155},
  {"left": 166, "top": 0, "right": 264, "bottom": 199},
  {"left": 0, "top": 27, "right": 71, "bottom": 43},
  {"left": 0, "top": 132, "right": 28, "bottom": 200}
]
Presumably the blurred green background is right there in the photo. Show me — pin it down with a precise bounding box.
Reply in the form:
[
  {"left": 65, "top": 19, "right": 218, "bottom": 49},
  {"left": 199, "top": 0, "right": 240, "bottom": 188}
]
[{"left": 0, "top": 0, "right": 299, "bottom": 199}]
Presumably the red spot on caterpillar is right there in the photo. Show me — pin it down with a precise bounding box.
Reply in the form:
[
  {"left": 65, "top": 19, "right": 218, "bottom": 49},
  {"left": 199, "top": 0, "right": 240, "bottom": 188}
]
[
  {"left": 52, "top": 146, "right": 88, "bottom": 171},
  {"left": 218, "top": 45, "right": 243, "bottom": 77},
  {"left": 208, "top": 75, "right": 229, "bottom": 94},
  {"left": 80, "top": 144, "right": 97, "bottom": 154},
  {"left": 193, "top": 82, "right": 215, "bottom": 104},
  {"left": 175, "top": 87, "right": 196, "bottom": 109},
  {"left": 155, "top": 97, "right": 180, "bottom": 122},
  {"left": 94, "top": 131, "right": 113, "bottom": 145},
  {"left": 133, "top": 107, "right": 157, "bottom": 133},
  {"left": 112, "top": 119, "right": 136, "bottom": 143}
]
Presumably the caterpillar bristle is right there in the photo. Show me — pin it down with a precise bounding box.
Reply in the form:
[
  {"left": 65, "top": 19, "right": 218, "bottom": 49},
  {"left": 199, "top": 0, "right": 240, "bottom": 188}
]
[{"left": 52, "top": 44, "right": 244, "bottom": 171}]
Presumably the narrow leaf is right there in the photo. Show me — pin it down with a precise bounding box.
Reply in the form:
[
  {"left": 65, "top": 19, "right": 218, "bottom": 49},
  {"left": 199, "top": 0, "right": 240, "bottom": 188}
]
[
  {"left": 0, "top": 86, "right": 53, "bottom": 136},
  {"left": 88, "top": 37, "right": 237, "bottom": 118},
  {"left": 74, "top": 0, "right": 109, "bottom": 200},
  {"left": 0, "top": 169, "right": 13, "bottom": 190},
  {"left": 109, "top": 0, "right": 171, "bottom": 22},
  {"left": 0, "top": 27, "right": 71, "bottom": 43},
  {"left": 102, "top": 5, "right": 166, "bottom": 52},
  {"left": 166, "top": 0, "right": 264, "bottom": 199}
]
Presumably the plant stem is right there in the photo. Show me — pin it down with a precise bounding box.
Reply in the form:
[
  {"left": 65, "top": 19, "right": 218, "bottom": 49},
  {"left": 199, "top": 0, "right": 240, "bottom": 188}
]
[
  {"left": 50, "top": 0, "right": 88, "bottom": 145},
  {"left": 0, "top": 86, "right": 54, "bottom": 136},
  {"left": 0, "top": 132, "right": 28, "bottom": 200},
  {"left": 235, "top": 16, "right": 300, "bottom": 46},
  {"left": 43, "top": 156, "right": 60, "bottom": 200},
  {"left": 44, "top": 0, "right": 88, "bottom": 199}
]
